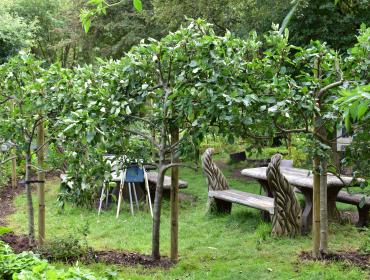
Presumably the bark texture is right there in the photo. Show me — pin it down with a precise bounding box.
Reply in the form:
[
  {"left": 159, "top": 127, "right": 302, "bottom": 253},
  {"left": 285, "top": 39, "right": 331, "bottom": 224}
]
[
  {"left": 266, "top": 154, "right": 301, "bottom": 237},
  {"left": 202, "top": 148, "right": 229, "bottom": 191}
]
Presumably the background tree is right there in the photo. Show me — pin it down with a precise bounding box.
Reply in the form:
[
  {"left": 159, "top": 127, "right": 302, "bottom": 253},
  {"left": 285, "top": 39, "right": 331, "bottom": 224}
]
[
  {"left": 0, "top": 53, "right": 45, "bottom": 245},
  {"left": 289, "top": 0, "right": 370, "bottom": 51},
  {"left": 0, "top": 4, "right": 37, "bottom": 64}
]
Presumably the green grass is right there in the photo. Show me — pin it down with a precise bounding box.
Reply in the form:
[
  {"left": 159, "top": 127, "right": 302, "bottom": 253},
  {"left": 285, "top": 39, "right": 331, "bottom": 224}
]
[{"left": 7, "top": 161, "right": 369, "bottom": 279}]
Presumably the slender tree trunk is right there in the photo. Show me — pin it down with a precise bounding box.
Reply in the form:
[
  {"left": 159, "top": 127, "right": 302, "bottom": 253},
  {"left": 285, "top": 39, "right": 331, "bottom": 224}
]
[
  {"left": 331, "top": 137, "right": 341, "bottom": 172},
  {"left": 11, "top": 149, "right": 17, "bottom": 188},
  {"left": 152, "top": 161, "right": 165, "bottom": 260},
  {"left": 10, "top": 102, "right": 17, "bottom": 188},
  {"left": 152, "top": 121, "right": 166, "bottom": 260},
  {"left": 37, "top": 122, "right": 46, "bottom": 246},
  {"left": 312, "top": 155, "right": 321, "bottom": 259},
  {"left": 319, "top": 160, "right": 328, "bottom": 255},
  {"left": 170, "top": 127, "right": 179, "bottom": 262},
  {"left": 25, "top": 154, "right": 35, "bottom": 246},
  {"left": 287, "top": 133, "right": 292, "bottom": 157}
]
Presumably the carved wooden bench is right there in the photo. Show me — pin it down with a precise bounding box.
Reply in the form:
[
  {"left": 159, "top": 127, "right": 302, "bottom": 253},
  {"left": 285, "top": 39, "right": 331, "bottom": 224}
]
[
  {"left": 202, "top": 148, "right": 274, "bottom": 218},
  {"left": 208, "top": 188, "right": 274, "bottom": 215},
  {"left": 203, "top": 149, "right": 301, "bottom": 237}
]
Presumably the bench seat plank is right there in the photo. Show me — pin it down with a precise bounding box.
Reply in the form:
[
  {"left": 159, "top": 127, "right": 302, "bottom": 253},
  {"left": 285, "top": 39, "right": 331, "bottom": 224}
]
[{"left": 208, "top": 189, "right": 274, "bottom": 215}]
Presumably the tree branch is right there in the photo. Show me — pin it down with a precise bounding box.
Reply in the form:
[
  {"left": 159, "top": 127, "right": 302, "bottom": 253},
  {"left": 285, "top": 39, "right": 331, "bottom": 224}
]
[
  {"left": 273, "top": 118, "right": 309, "bottom": 133},
  {"left": 317, "top": 59, "right": 344, "bottom": 99},
  {"left": 0, "top": 156, "right": 18, "bottom": 166}
]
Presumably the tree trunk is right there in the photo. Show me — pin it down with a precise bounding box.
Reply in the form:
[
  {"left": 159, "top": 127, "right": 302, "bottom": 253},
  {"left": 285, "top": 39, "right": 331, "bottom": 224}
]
[
  {"left": 312, "top": 156, "right": 321, "bottom": 259},
  {"left": 151, "top": 164, "right": 165, "bottom": 260},
  {"left": 10, "top": 102, "right": 17, "bottom": 188},
  {"left": 25, "top": 154, "right": 35, "bottom": 246},
  {"left": 37, "top": 122, "right": 46, "bottom": 246},
  {"left": 319, "top": 160, "right": 328, "bottom": 255},
  {"left": 11, "top": 150, "right": 17, "bottom": 188},
  {"left": 152, "top": 121, "right": 166, "bottom": 260},
  {"left": 170, "top": 127, "right": 179, "bottom": 262}
]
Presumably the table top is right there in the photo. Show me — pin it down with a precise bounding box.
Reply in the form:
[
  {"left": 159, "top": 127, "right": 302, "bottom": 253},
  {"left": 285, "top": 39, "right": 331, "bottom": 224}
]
[
  {"left": 111, "top": 171, "right": 188, "bottom": 189},
  {"left": 241, "top": 167, "right": 356, "bottom": 189},
  {"left": 61, "top": 170, "right": 188, "bottom": 190}
]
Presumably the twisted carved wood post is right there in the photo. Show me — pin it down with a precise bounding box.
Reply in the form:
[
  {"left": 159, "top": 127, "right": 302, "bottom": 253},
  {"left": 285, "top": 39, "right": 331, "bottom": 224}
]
[
  {"left": 266, "top": 154, "right": 301, "bottom": 237},
  {"left": 202, "top": 148, "right": 231, "bottom": 213}
]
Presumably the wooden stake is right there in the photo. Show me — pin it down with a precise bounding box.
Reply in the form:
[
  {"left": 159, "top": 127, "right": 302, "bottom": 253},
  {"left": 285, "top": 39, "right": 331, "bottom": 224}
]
[
  {"left": 37, "top": 121, "right": 46, "bottom": 246},
  {"left": 312, "top": 155, "right": 321, "bottom": 259},
  {"left": 170, "top": 127, "right": 179, "bottom": 262},
  {"left": 319, "top": 159, "right": 328, "bottom": 254}
]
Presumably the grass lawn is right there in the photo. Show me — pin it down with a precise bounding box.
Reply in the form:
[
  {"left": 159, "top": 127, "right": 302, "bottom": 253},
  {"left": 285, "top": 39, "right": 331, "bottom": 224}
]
[{"left": 7, "top": 160, "right": 369, "bottom": 279}]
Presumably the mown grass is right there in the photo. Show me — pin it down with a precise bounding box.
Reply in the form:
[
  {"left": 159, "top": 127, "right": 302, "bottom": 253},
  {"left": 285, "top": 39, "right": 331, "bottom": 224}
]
[{"left": 7, "top": 160, "right": 369, "bottom": 279}]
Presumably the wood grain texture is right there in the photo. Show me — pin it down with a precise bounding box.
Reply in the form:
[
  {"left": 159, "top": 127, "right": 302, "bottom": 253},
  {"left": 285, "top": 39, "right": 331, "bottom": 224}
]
[
  {"left": 242, "top": 167, "right": 355, "bottom": 188},
  {"left": 266, "top": 154, "right": 301, "bottom": 237},
  {"left": 208, "top": 189, "right": 274, "bottom": 214}
]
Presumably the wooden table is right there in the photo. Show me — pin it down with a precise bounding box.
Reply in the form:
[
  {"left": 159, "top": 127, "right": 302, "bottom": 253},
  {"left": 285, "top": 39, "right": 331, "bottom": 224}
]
[
  {"left": 111, "top": 171, "right": 188, "bottom": 191},
  {"left": 241, "top": 167, "right": 355, "bottom": 233}
]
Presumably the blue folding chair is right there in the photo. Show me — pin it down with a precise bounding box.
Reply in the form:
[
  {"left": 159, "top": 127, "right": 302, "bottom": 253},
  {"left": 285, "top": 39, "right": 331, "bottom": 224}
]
[{"left": 115, "top": 164, "right": 153, "bottom": 217}]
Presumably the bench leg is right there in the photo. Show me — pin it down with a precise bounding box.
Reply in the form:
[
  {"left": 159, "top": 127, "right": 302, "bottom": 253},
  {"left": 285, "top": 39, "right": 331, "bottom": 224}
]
[
  {"left": 208, "top": 198, "right": 232, "bottom": 214},
  {"left": 300, "top": 188, "right": 312, "bottom": 235},
  {"left": 261, "top": 211, "right": 271, "bottom": 222},
  {"left": 357, "top": 206, "right": 369, "bottom": 227}
]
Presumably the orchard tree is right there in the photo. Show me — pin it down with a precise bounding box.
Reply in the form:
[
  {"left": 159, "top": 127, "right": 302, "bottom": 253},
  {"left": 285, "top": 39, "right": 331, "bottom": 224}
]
[
  {"left": 0, "top": 53, "right": 60, "bottom": 246},
  {"left": 53, "top": 19, "right": 281, "bottom": 260}
]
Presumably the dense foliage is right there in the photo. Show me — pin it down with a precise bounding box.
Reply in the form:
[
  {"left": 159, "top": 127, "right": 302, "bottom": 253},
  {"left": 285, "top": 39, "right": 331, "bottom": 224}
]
[{"left": 1, "top": 0, "right": 368, "bottom": 65}]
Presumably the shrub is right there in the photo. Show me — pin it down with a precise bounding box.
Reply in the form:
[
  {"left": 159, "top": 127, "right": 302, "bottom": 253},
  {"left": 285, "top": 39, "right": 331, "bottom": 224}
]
[{"left": 37, "top": 235, "right": 91, "bottom": 263}]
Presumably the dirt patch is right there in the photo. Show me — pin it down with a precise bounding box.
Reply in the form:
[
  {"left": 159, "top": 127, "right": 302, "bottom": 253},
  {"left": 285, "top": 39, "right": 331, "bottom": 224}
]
[
  {"left": 0, "top": 185, "right": 23, "bottom": 226},
  {"left": 1, "top": 232, "right": 172, "bottom": 269},
  {"left": 92, "top": 250, "right": 173, "bottom": 269},
  {"left": 0, "top": 232, "right": 32, "bottom": 253},
  {"left": 299, "top": 250, "right": 370, "bottom": 270}
]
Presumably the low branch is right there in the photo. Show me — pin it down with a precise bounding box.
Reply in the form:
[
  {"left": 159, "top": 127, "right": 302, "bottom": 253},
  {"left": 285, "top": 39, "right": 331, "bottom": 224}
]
[
  {"left": 273, "top": 118, "right": 309, "bottom": 133},
  {"left": 317, "top": 59, "right": 344, "bottom": 99},
  {"left": 0, "top": 96, "right": 13, "bottom": 105},
  {"left": 160, "top": 163, "right": 198, "bottom": 175},
  {"left": 123, "top": 115, "right": 155, "bottom": 126}
]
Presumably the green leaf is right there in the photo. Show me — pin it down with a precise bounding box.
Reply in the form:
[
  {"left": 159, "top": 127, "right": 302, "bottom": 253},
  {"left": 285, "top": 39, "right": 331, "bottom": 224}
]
[
  {"left": 0, "top": 226, "right": 12, "bottom": 236},
  {"left": 133, "top": 0, "right": 142, "bottom": 11},
  {"left": 357, "top": 102, "right": 368, "bottom": 120}
]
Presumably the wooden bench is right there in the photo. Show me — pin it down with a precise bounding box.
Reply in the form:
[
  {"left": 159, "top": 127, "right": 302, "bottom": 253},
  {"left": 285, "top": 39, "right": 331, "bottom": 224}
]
[
  {"left": 336, "top": 191, "right": 370, "bottom": 227},
  {"left": 294, "top": 188, "right": 370, "bottom": 227},
  {"left": 202, "top": 148, "right": 274, "bottom": 220},
  {"left": 208, "top": 188, "right": 274, "bottom": 215}
]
